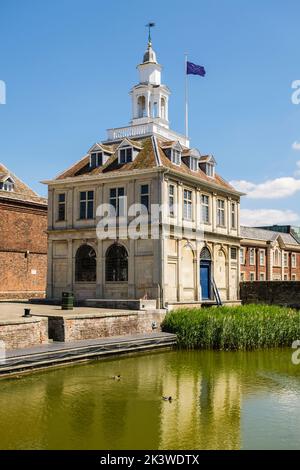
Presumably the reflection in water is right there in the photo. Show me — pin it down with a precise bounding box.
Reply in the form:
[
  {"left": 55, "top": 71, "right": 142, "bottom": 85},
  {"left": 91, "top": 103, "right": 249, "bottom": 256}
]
[
  {"left": 159, "top": 352, "right": 241, "bottom": 449},
  {"left": 0, "top": 349, "right": 299, "bottom": 449}
]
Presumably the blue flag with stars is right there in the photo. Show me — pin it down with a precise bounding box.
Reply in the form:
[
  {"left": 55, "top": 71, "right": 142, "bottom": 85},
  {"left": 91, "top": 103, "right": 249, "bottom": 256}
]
[{"left": 187, "top": 61, "right": 206, "bottom": 77}]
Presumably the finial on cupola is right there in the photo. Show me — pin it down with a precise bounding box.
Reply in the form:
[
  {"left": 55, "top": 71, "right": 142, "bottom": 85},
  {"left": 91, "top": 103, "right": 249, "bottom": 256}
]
[
  {"left": 143, "top": 22, "right": 157, "bottom": 64},
  {"left": 146, "top": 22, "right": 155, "bottom": 46}
]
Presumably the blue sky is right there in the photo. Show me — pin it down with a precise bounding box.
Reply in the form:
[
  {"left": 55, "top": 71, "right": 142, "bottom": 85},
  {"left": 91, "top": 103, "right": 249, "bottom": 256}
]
[{"left": 0, "top": 0, "right": 300, "bottom": 225}]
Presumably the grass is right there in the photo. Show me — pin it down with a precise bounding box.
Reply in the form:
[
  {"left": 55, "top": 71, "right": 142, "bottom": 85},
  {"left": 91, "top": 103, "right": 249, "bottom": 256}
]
[{"left": 162, "top": 305, "right": 300, "bottom": 351}]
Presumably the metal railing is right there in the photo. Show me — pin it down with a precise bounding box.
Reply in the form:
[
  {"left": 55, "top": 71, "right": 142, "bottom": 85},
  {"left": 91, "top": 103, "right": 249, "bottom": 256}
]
[{"left": 211, "top": 278, "right": 222, "bottom": 306}]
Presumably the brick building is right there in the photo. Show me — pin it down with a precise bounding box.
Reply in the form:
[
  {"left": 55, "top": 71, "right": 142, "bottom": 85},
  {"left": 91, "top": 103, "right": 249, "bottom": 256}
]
[
  {"left": 240, "top": 226, "right": 300, "bottom": 281},
  {"left": 0, "top": 163, "right": 48, "bottom": 299}
]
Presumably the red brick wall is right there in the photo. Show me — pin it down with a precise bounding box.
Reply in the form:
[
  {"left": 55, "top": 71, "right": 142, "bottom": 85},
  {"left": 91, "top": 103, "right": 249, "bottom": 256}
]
[
  {"left": 0, "top": 202, "right": 47, "bottom": 252},
  {"left": 240, "top": 247, "right": 268, "bottom": 281},
  {"left": 241, "top": 244, "right": 300, "bottom": 281},
  {"left": 0, "top": 201, "right": 47, "bottom": 296}
]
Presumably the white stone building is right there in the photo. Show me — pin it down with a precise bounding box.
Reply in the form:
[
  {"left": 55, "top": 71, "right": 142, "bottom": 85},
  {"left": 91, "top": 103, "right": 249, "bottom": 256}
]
[{"left": 43, "top": 36, "right": 243, "bottom": 308}]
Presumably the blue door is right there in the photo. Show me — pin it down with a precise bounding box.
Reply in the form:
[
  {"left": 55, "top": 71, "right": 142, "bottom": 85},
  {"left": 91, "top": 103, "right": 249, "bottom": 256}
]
[{"left": 200, "top": 261, "right": 211, "bottom": 300}]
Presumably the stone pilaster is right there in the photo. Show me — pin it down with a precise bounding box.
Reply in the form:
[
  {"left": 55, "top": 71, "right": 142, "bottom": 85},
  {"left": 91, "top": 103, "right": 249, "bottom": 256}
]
[
  {"left": 46, "top": 239, "right": 53, "bottom": 299},
  {"left": 67, "top": 239, "right": 73, "bottom": 291}
]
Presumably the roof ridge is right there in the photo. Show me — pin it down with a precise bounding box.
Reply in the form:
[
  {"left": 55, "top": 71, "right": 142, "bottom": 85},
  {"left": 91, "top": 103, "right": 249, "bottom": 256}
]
[{"left": 0, "top": 161, "right": 45, "bottom": 200}]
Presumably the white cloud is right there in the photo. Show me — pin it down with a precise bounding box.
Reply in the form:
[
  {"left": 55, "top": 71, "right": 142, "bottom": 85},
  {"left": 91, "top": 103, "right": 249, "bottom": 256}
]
[
  {"left": 240, "top": 209, "right": 300, "bottom": 227},
  {"left": 230, "top": 177, "right": 300, "bottom": 199},
  {"left": 292, "top": 141, "right": 300, "bottom": 151}
]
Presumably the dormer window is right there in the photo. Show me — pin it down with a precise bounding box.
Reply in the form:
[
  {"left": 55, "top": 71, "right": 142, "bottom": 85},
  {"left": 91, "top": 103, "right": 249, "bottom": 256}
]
[
  {"left": 117, "top": 139, "right": 142, "bottom": 164},
  {"left": 190, "top": 157, "right": 199, "bottom": 171},
  {"left": 199, "top": 155, "right": 216, "bottom": 178},
  {"left": 181, "top": 148, "right": 201, "bottom": 171},
  {"left": 206, "top": 163, "right": 214, "bottom": 177},
  {"left": 172, "top": 149, "right": 181, "bottom": 166},
  {"left": 119, "top": 147, "right": 132, "bottom": 163},
  {"left": 90, "top": 152, "right": 103, "bottom": 168},
  {"left": 88, "top": 143, "right": 114, "bottom": 168},
  {"left": 162, "top": 141, "right": 183, "bottom": 166},
  {"left": 0, "top": 177, "right": 14, "bottom": 192}
]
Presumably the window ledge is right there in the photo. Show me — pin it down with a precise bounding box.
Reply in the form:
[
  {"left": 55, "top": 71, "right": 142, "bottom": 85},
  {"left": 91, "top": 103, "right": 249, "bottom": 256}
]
[
  {"left": 75, "top": 281, "right": 97, "bottom": 284},
  {"left": 105, "top": 281, "right": 128, "bottom": 284}
]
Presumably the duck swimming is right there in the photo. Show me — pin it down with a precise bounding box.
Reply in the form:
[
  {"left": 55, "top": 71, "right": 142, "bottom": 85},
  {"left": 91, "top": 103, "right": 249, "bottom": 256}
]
[{"left": 162, "top": 396, "right": 172, "bottom": 402}]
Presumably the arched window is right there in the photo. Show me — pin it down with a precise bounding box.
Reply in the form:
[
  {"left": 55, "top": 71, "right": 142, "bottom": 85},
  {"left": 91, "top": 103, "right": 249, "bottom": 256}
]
[
  {"left": 75, "top": 244, "right": 96, "bottom": 282},
  {"left": 153, "top": 101, "right": 158, "bottom": 118},
  {"left": 161, "top": 97, "right": 166, "bottom": 120},
  {"left": 200, "top": 247, "right": 211, "bottom": 261},
  {"left": 137, "top": 96, "right": 146, "bottom": 118},
  {"left": 106, "top": 244, "right": 128, "bottom": 282}
]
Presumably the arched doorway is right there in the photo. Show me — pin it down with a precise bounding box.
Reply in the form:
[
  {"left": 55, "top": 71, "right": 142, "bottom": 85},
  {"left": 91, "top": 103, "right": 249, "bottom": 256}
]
[
  {"left": 200, "top": 247, "right": 212, "bottom": 300},
  {"left": 75, "top": 244, "right": 96, "bottom": 282}
]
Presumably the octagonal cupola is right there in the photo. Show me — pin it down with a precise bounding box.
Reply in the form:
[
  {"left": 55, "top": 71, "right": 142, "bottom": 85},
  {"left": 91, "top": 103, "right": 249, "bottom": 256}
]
[{"left": 130, "top": 27, "right": 170, "bottom": 129}]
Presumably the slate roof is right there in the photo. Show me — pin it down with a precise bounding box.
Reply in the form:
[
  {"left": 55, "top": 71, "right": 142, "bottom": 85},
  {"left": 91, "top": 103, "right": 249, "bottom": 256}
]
[
  {"left": 0, "top": 163, "right": 47, "bottom": 206},
  {"left": 55, "top": 136, "right": 239, "bottom": 194},
  {"left": 240, "top": 226, "right": 300, "bottom": 246}
]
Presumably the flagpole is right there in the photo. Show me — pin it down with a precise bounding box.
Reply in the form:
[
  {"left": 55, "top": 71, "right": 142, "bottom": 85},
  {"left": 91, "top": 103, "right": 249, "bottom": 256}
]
[{"left": 185, "top": 53, "right": 188, "bottom": 139}]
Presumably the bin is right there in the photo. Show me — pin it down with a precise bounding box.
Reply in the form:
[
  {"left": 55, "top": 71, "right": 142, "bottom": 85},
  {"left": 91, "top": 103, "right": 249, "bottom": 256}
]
[{"left": 61, "top": 292, "right": 74, "bottom": 310}]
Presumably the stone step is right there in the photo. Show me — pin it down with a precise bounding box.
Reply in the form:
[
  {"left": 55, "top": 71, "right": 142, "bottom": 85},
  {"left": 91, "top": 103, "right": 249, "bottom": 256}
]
[{"left": 0, "top": 332, "right": 177, "bottom": 377}]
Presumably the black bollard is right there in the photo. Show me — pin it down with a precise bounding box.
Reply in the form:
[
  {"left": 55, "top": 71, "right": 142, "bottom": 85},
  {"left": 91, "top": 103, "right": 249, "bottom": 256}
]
[{"left": 23, "top": 308, "right": 32, "bottom": 318}]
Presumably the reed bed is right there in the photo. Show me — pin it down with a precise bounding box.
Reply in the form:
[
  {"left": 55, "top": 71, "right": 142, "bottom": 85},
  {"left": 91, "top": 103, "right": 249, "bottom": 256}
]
[{"left": 162, "top": 305, "right": 300, "bottom": 350}]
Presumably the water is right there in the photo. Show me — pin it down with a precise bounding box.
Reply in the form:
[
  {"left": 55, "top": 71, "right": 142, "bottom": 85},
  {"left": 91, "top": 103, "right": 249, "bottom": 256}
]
[{"left": 0, "top": 349, "right": 299, "bottom": 450}]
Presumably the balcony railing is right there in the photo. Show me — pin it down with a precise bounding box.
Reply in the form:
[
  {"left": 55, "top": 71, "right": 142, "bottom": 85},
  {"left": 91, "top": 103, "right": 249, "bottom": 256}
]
[{"left": 106, "top": 122, "right": 189, "bottom": 147}]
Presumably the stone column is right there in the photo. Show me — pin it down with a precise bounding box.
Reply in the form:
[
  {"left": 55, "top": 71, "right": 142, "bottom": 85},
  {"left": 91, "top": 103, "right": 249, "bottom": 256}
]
[
  {"left": 95, "top": 184, "right": 102, "bottom": 217},
  {"left": 146, "top": 90, "right": 151, "bottom": 118},
  {"left": 266, "top": 244, "right": 273, "bottom": 280},
  {"left": 212, "top": 193, "right": 217, "bottom": 231},
  {"left": 157, "top": 93, "right": 161, "bottom": 118},
  {"left": 96, "top": 238, "right": 103, "bottom": 298},
  {"left": 225, "top": 244, "right": 230, "bottom": 300},
  {"left": 72, "top": 187, "right": 77, "bottom": 228},
  {"left": 196, "top": 240, "right": 201, "bottom": 301},
  {"left": 177, "top": 239, "right": 182, "bottom": 301},
  {"left": 128, "top": 239, "right": 135, "bottom": 299},
  {"left": 46, "top": 239, "right": 53, "bottom": 299},
  {"left": 67, "top": 239, "right": 73, "bottom": 291},
  {"left": 281, "top": 250, "right": 285, "bottom": 280},
  {"left": 101, "top": 240, "right": 107, "bottom": 299},
  {"left": 237, "top": 202, "right": 241, "bottom": 237},
  {"left": 48, "top": 188, "right": 54, "bottom": 230},
  {"left": 237, "top": 245, "right": 241, "bottom": 299},
  {"left": 177, "top": 182, "right": 183, "bottom": 227},
  {"left": 227, "top": 198, "right": 231, "bottom": 235},
  {"left": 195, "top": 188, "right": 201, "bottom": 233},
  {"left": 67, "top": 188, "right": 73, "bottom": 229}
]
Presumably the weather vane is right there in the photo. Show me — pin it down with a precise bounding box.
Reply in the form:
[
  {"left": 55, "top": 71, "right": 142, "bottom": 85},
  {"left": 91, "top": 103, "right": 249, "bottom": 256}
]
[{"left": 146, "top": 22, "right": 155, "bottom": 45}]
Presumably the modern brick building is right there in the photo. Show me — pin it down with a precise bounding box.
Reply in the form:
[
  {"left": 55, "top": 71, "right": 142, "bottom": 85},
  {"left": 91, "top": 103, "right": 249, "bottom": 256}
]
[
  {"left": 240, "top": 226, "right": 300, "bottom": 281},
  {"left": 0, "top": 163, "right": 48, "bottom": 299}
]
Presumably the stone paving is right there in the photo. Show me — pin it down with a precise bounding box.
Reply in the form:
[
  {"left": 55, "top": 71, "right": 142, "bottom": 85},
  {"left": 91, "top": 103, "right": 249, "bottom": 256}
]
[{"left": 0, "top": 302, "right": 134, "bottom": 321}]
